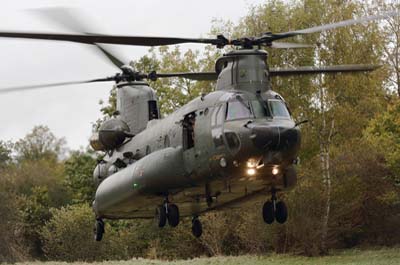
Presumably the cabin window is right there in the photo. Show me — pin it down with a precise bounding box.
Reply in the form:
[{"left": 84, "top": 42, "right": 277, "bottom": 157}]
[
  {"left": 183, "top": 113, "right": 196, "bottom": 150},
  {"left": 269, "top": 100, "right": 290, "bottom": 118},
  {"left": 148, "top": 100, "right": 159, "bottom": 120}
]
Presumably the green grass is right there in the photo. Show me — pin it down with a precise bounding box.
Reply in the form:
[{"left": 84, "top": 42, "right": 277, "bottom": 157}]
[{"left": 14, "top": 248, "right": 400, "bottom": 265}]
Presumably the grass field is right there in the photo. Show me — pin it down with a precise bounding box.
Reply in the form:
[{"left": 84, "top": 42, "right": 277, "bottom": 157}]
[{"left": 14, "top": 248, "right": 400, "bottom": 265}]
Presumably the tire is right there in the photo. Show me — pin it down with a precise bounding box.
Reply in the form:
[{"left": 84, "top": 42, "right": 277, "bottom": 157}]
[
  {"left": 156, "top": 205, "right": 167, "bottom": 228},
  {"left": 94, "top": 219, "right": 104, "bottom": 242},
  {"left": 192, "top": 219, "right": 202, "bottom": 238},
  {"left": 275, "top": 201, "right": 288, "bottom": 224},
  {"left": 167, "top": 204, "right": 180, "bottom": 227},
  {"left": 262, "top": 201, "right": 275, "bottom": 224}
]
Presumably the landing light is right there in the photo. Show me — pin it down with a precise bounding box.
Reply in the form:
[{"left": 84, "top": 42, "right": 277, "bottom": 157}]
[
  {"left": 272, "top": 167, "right": 279, "bottom": 175},
  {"left": 247, "top": 168, "right": 256, "bottom": 176},
  {"left": 247, "top": 160, "right": 257, "bottom": 168}
]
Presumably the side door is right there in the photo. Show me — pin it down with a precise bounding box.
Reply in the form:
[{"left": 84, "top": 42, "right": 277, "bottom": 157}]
[{"left": 182, "top": 108, "right": 213, "bottom": 179}]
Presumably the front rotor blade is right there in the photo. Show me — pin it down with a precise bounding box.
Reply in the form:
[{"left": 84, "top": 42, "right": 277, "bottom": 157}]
[
  {"left": 156, "top": 72, "right": 218, "bottom": 81},
  {"left": 270, "top": 64, "right": 380, "bottom": 76},
  {"left": 0, "top": 77, "right": 113, "bottom": 94},
  {"left": 270, "top": 11, "right": 398, "bottom": 41}
]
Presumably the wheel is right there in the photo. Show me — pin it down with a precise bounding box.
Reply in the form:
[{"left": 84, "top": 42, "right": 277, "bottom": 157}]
[
  {"left": 275, "top": 201, "right": 288, "bottom": 224},
  {"left": 262, "top": 201, "right": 275, "bottom": 224},
  {"left": 192, "top": 218, "right": 202, "bottom": 238},
  {"left": 94, "top": 219, "right": 104, "bottom": 242},
  {"left": 155, "top": 205, "right": 167, "bottom": 228},
  {"left": 167, "top": 204, "right": 180, "bottom": 227}
]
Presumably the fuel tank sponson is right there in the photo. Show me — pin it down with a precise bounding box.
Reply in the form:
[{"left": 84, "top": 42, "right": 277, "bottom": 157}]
[{"left": 93, "top": 147, "right": 190, "bottom": 216}]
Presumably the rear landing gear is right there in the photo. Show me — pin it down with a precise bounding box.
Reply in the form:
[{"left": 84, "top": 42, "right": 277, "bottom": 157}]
[
  {"left": 262, "top": 189, "right": 288, "bottom": 224},
  {"left": 191, "top": 216, "right": 202, "bottom": 238},
  {"left": 94, "top": 218, "right": 104, "bottom": 241},
  {"left": 155, "top": 205, "right": 167, "bottom": 227},
  {"left": 155, "top": 199, "right": 180, "bottom": 228}
]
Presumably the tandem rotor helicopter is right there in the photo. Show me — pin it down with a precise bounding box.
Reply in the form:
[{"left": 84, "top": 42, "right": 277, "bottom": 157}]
[{"left": 0, "top": 9, "right": 397, "bottom": 240}]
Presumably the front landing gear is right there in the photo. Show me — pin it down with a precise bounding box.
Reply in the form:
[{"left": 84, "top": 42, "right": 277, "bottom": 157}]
[
  {"left": 191, "top": 216, "right": 202, "bottom": 238},
  {"left": 262, "top": 190, "right": 288, "bottom": 224},
  {"left": 94, "top": 218, "right": 104, "bottom": 241},
  {"left": 262, "top": 201, "right": 275, "bottom": 224},
  {"left": 275, "top": 201, "right": 288, "bottom": 224}
]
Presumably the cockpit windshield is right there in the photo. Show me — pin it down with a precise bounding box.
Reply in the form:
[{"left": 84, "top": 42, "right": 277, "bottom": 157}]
[
  {"left": 268, "top": 100, "right": 290, "bottom": 118},
  {"left": 225, "top": 98, "right": 269, "bottom": 121},
  {"left": 226, "top": 101, "right": 251, "bottom": 120}
]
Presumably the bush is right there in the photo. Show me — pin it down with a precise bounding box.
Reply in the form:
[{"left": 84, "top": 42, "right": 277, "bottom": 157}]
[
  {"left": 40, "top": 203, "right": 204, "bottom": 261},
  {"left": 40, "top": 204, "right": 130, "bottom": 261},
  {"left": 0, "top": 191, "right": 29, "bottom": 262}
]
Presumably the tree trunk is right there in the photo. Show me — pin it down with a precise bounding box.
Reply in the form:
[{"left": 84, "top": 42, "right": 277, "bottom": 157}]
[
  {"left": 317, "top": 78, "right": 335, "bottom": 253},
  {"left": 320, "top": 137, "right": 332, "bottom": 253}
]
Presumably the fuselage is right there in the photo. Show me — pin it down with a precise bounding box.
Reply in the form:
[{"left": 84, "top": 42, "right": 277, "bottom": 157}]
[{"left": 93, "top": 87, "right": 301, "bottom": 219}]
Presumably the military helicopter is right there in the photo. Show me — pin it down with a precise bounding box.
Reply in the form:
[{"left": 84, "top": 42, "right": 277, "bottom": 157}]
[{"left": 0, "top": 10, "right": 397, "bottom": 240}]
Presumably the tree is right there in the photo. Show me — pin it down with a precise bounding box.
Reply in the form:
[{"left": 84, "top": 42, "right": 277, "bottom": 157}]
[
  {"left": 364, "top": 98, "right": 400, "bottom": 186},
  {"left": 64, "top": 150, "right": 97, "bottom": 204},
  {"left": 0, "top": 190, "right": 28, "bottom": 262},
  {"left": 14, "top": 125, "right": 66, "bottom": 162},
  {"left": 0, "top": 140, "right": 12, "bottom": 168},
  {"left": 373, "top": 0, "right": 400, "bottom": 96},
  {"left": 2, "top": 126, "right": 70, "bottom": 257}
]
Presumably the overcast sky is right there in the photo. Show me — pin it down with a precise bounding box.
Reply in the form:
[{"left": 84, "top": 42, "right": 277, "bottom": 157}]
[{"left": 0, "top": 0, "right": 266, "bottom": 150}]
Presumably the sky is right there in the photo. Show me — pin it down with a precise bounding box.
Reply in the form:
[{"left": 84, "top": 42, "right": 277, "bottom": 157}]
[{"left": 0, "top": 0, "right": 266, "bottom": 150}]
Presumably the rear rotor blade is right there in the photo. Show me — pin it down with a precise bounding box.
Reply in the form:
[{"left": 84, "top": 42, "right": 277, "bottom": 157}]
[
  {"left": 156, "top": 72, "right": 218, "bottom": 81},
  {"left": 269, "top": 64, "right": 380, "bottom": 76},
  {"left": 0, "top": 77, "right": 113, "bottom": 94},
  {"left": 0, "top": 31, "right": 222, "bottom": 46},
  {"left": 29, "top": 7, "right": 126, "bottom": 68}
]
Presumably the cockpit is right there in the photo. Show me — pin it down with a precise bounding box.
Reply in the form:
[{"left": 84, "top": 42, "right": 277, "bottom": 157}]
[
  {"left": 223, "top": 94, "right": 291, "bottom": 121},
  {"left": 211, "top": 91, "right": 296, "bottom": 154}
]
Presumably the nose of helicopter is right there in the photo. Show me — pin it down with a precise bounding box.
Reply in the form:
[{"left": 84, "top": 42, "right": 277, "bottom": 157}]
[{"left": 251, "top": 123, "right": 300, "bottom": 152}]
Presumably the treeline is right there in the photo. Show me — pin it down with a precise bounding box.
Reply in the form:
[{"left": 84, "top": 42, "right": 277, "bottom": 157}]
[{"left": 1, "top": 0, "right": 400, "bottom": 262}]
